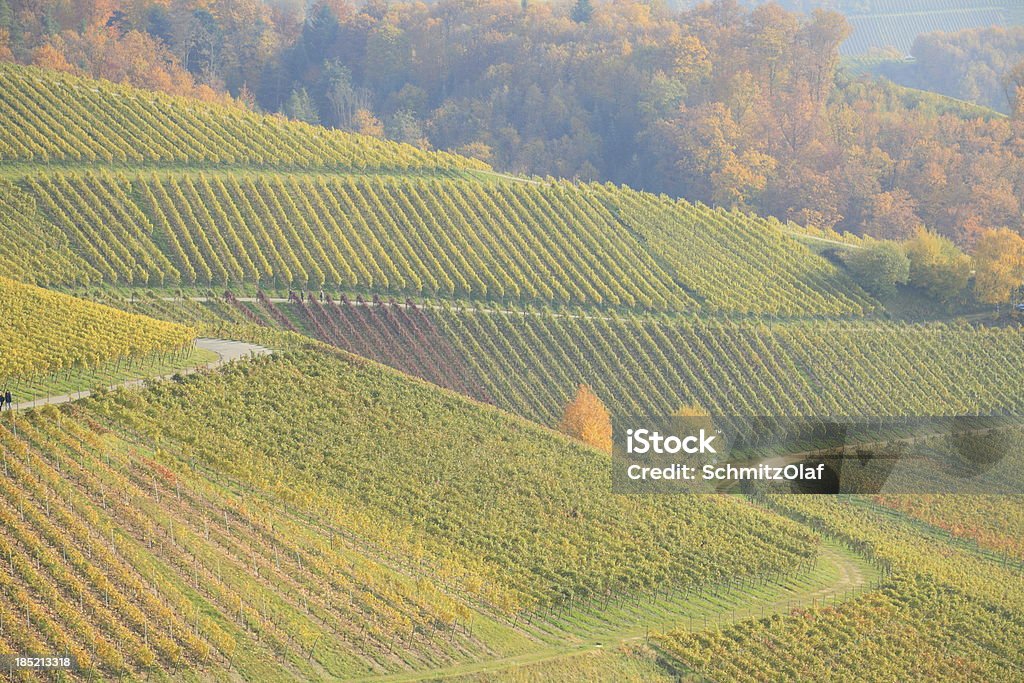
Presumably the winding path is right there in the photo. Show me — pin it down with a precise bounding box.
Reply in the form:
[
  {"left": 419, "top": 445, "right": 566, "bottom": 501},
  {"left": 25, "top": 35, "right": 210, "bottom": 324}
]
[
  {"left": 352, "top": 540, "right": 877, "bottom": 682},
  {"left": 9, "top": 338, "right": 271, "bottom": 411}
]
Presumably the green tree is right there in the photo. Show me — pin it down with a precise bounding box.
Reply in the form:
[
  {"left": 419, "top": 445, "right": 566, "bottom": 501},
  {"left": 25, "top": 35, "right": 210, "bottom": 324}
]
[
  {"left": 904, "top": 227, "right": 971, "bottom": 303},
  {"left": 842, "top": 242, "right": 910, "bottom": 299},
  {"left": 570, "top": 0, "right": 593, "bottom": 23},
  {"left": 387, "top": 109, "right": 428, "bottom": 149},
  {"left": 284, "top": 87, "right": 320, "bottom": 125}
]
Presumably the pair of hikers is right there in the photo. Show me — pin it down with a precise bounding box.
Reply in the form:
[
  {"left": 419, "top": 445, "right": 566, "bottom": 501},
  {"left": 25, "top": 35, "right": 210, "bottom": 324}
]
[{"left": 0, "top": 389, "right": 12, "bottom": 410}]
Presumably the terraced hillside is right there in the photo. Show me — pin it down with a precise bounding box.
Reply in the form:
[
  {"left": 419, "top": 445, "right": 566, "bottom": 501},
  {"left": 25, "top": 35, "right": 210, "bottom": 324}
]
[
  {"left": 2, "top": 56, "right": 1023, "bottom": 683},
  {"left": 0, "top": 62, "right": 879, "bottom": 317},
  {"left": 0, "top": 179, "right": 93, "bottom": 286},
  {"left": 601, "top": 186, "right": 877, "bottom": 316},
  {"left": 874, "top": 494, "right": 1024, "bottom": 561},
  {"left": 659, "top": 494, "right": 1024, "bottom": 680},
  {"left": 0, "top": 277, "right": 193, "bottom": 384},
  {"left": 0, "top": 404, "right": 486, "bottom": 680}
]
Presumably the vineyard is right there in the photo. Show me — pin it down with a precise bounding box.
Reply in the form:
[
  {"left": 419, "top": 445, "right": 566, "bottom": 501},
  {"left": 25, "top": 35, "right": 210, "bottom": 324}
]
[
  {"left": 599, "top": 185, "right": 877, "bottom": 316},
  {"left": 16, "top": 170, "right": 881, "bottom": 317},
  {"left": 874, "top": 494, "right": 1024, "bottom": 562},
  {"left": 0, "top": 63, "right": 484, "bottom": 173},
  {"left": 273, "top": 298, "right": 1024, "bottom": 425},
  {"left": 0, "top": 277, "right": 194, "bottom": 383},
  {"left": 82, "top": 348, "right": 820, "bottom": 616},
  {"left": 0, "top": 405, "right": 489, "bottom": 680},
  {"left": 0, "top": 180, "right": 92, "bottom": 286},
  {"left": 658, "top": 490, "right": 1024, "bottom": 680},
  {"left": 1, "top": 46, "right": 1023, "bottom": 682},
  {"left": 658, "top": 576, "right": 1023, "bottom": 681},
  {"left": 840, "top": 0, "right": 1011, "bottom": 55},
  {"left": 0, "top": 63, "right": 888, "bottom": 318}
]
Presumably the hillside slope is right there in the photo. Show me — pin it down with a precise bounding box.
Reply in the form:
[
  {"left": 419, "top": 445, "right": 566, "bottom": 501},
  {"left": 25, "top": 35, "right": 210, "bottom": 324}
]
[
  {"left": 660, "top": 494, "right": 1024, "bottom": 680},
  {"left": 0, "top": 62, "right": 880, "bottom": 317},
  {"left": 267, "top": 299, "right": 1024, "bottom": 425},
  {"left": 15, "top": 169, "right": 877, "bottom": 316},
  {"left": 0, "top": 179, "right": 94, "bottom": 285},
  {"left": 0, "top": 277, "right": 193, "bottom": 383},
  {"left": 0, "top": 343, "right": 821, "bottom": 679},
  {"left": 0, "top": 62, "right": 484, "bottom": 173}
]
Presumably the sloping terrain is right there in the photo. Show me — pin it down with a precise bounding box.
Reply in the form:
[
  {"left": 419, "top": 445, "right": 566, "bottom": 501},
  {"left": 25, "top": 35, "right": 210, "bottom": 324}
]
[
  {"left": 1, "top": 56, "right": 1023, "bottom": 683},
  {"left": 276, "top": 299, "right": 1024, "bottom": 425},
  {"left": 0, "top": 276, "right": 193, "bottom": 382},
  {"left": 0, "top": 62, "right": 879, "bottom": 317},
  {"left": 838, "top": 0, "right": 1012, "bottom": 55},
  {"left": 0, "top": 343, "right": 823, "bottom": 679},
  {"left": 0, "top": 63, "right": 482, "bottom": 173},
  {"left": 0, "top": 179, "right": 93, "bottom": 285}
]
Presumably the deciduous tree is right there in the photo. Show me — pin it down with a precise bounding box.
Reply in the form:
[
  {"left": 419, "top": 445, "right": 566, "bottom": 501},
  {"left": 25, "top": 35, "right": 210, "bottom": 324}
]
[
  {"left": 904, "top": 227, "right": 971, "bottom": 304},
  {"left": 558, "top": 385, "right": 612, "bottom": 454},
  {"left": 974, "top": 228, "right": 1024, "bottom": 305},
  {"left": 842, "top": 242, "right": 910, "bottom": 299}
]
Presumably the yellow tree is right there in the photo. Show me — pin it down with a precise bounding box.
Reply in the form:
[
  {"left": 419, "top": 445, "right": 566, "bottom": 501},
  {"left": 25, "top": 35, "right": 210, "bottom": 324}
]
[
  {"left": 353, "top": 109, "right": 385, "bottom": 138},
  {"left": 904, "top": 226, "right": 971, "bottom": 303},
  {"left": 974, "top": 228, "right": 1024, "bottom": 305},
  {"left": 558, "top": 385, "right": 612, "bottom": 454}
]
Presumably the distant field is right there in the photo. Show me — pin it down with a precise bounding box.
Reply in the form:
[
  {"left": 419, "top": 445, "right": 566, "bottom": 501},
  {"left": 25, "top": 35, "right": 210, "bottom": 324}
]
[{"left": 839, "top": 0, "right": 1012, "bottom": 55}]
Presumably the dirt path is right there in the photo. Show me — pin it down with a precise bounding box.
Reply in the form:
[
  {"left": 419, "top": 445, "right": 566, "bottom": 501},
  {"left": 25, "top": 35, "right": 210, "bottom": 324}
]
[
  {"left": 9, "top": 338, "right": 271, "bottom": 411},
  {"left": 787, "top": 232, "right": 864, "bottom": 249}
]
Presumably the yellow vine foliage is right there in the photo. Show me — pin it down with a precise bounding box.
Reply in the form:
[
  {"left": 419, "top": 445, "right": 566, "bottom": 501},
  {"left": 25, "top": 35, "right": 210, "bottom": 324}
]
[
  {"left": 558, "top": 384, "right": 613, "bottom": 454},
  {"left": 0, "top": 276, "right": 194, "bottom": 381}
]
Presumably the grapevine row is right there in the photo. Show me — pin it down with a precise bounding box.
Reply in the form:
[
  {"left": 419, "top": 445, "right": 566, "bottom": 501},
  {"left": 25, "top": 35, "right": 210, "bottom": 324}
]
[
  {"left": 285, "top": 300, "right": 1024, "bottom": 425},
  {"left": 0, "top": 62, "right": 485, "bottom": 173}
]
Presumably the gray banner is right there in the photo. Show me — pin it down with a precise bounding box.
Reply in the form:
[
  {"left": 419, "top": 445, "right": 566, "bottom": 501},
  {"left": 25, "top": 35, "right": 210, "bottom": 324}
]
[{"left": 611, "top": 415, "right": 1024, "bottom": 494}]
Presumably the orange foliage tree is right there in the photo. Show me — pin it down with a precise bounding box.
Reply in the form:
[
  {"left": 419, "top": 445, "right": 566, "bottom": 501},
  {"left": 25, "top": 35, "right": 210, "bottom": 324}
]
[{"left": 558, "top": 385, "right": 612, "bottom": 454}]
